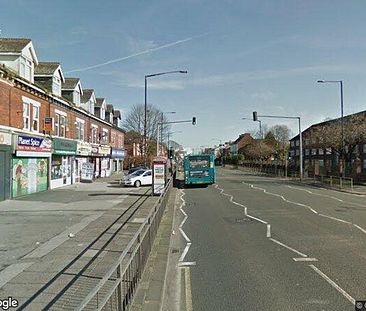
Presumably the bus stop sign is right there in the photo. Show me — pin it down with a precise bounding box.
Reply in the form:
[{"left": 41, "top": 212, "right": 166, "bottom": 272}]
[{"left": 152, "top": 156, "right": 167, "bottom": 196}]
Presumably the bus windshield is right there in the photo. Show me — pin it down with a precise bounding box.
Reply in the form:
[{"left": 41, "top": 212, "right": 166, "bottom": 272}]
[{"left": 189, "top": 157, "right": 209, "bottom": 169}]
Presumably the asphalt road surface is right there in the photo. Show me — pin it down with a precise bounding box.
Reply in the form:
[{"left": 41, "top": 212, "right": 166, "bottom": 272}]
[{"left": 180, "top": 167, "right": 366, "bottom": 311}]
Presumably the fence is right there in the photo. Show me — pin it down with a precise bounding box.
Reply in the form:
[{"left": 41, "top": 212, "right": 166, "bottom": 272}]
[
  {"left": 74, "top": 178, "right": 173, "bottom": 311},
  {"left": 313, "top": 175, "right": 353, "bottom": 190},
  {"left": 239, "top": 161, "right": 299, "bottom": 178}
]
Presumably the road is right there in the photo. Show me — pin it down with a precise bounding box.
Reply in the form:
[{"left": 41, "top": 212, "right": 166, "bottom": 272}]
[{"left": 178, "top": 167, "right": 366, "bottom": 311}]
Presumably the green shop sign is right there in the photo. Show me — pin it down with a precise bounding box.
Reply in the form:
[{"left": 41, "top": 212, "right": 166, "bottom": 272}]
[{"left": 53, "top": 138, "right": 77, "bottom": 155}]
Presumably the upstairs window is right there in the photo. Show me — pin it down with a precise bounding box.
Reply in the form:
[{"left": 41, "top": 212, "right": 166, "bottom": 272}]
[
  {"left": 23, "top": 103, "right": 30, "bottom": 131},
  {"left": 74, "top": 90, "right": 81, "bottom": 105},
  {"left": 54, "top": 112, "right": 67, "bottom": 137},
  {"left": 52, "top": 76, "right": 61, "bottom": 96},
  {"left": 32, "top": 106, "right": 39, "bottom": 132},
  {"left": 75, "top": 120, "right": 85, "bottom": 141}
]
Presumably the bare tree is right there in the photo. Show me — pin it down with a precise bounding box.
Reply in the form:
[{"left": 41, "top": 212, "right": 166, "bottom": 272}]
[
  {"left": 308, "top": 113, "right": 366, "bottom": 173},
  {"left": 123, "top": 104, "right": 172, "bottom": 157},
  {"left": 268, "top": 124, "right": 291, "bottom": 160}
]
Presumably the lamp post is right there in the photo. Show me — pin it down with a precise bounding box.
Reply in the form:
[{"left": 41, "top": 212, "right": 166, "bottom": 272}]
[
  {"left": 144, "top": 70, "right": 187, "bottom": 164},
  {"left": 317, "top": 80, "right": 344, "bottom": 177}
]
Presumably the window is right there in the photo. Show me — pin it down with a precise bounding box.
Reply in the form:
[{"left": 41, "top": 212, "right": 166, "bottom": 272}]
[
  {"left": 318, "top": 149, "right": 324, "bottom": 155},
  {"left": 326, "top": 148, "right": 332, "bottom": 155},
  {"left": 295, "top": 149, "right": 300, "bottom": 156},
  {"left": 290, "top": 141, "right": 295, "bottom": 147},
  {"left": 23, "top": 103, "right": 30, "bottom": 130},
  {"left": 32, "top": 106, "right": 39, "bottom": 132},
  {"left": 305, "top": 149, "right": 309, "bottom": 156},
  {"left": 101, "top": 128, "right": 109, "bottom": 143},
  {"left": 54, "top": 114, "right": 59, "bottom": 136},
  {"left": 295, "top": 140, "right": 300, "bottom": 146},
  {"left": 60, "top": 116, "right": 66, "bottom": 137},
  {"left": 52, "top": 76, "right": 61, "bottom": 96},
  {"left": 74, "top": 90, "right": 81, "bottom": 105},
  {"left": 312, "top": 149, "right": 317, "bottom": 155},
  {"left": 25, "top": 59, "right": 32, "bottom": 81},
  {"left": 75, "top": 120, "right": 84, "bottom": 141},
  {"left": 90, "top": 125, "right": 98, "bottom": 144}
]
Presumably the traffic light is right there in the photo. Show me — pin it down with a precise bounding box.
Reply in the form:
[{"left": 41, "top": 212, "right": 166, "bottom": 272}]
[
  {"left": 168, "top": 148, "right": 174, "bottom": 159},
  {"left": 192, "top": 117, "right": 196, "bottom": 125},
  {"left": 253, "top": 111, "right": 258, "bottom": 121}
]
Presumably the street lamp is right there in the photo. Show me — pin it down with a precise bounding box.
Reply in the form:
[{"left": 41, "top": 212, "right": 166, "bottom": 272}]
[
  {"left": 242, "top": 117, "right": 263, "bottom": 139},
  {"left": 317, "top": 79, "right": 344, "bottom": 177},
  {"left": 144, "top": 70, "right": 187, "bottom": 164}
]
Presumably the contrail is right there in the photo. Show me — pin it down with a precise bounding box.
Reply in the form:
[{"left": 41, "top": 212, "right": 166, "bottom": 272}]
[{"left": 65, "top": 34, "right": 207, "bottom": 74}]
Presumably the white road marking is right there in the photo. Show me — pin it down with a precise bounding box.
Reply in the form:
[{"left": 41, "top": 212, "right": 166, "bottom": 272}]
[
  {"left": 179, "top": 242, "right": 192, "bottom": 262},
  {"left": 184, "top": 267, "right": 193, "bottom": 311},
  {"left": 270, "top": 238, "right": 308, "bottom": 258},
  {"left": 293, "top": 257, "right": 318, "bottom": 262},
  {"left": 318, "top": 213, "right": 352, "bottom": 225},
  {"left": 266, "top": 224, "right": 271, "bottom": 238},
  {"left": 179, "top": 228, "right": 191, "bottom": 243},
  {"left": 353, "top": 224, "right": 366, "bottom": 234},
  {"left": 309, "top": 264, "right": 355, "bottom": 305},
  {"left": 246, "top": 214, "right": 268, "bottom": 224},
  {"left": 178, "top": 262, "right": 196, "bottom": 267}
]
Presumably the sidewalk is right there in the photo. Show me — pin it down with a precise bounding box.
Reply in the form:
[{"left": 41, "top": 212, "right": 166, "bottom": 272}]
[{"left": 0, "top": 173, "right": 160, "bottom": 310}]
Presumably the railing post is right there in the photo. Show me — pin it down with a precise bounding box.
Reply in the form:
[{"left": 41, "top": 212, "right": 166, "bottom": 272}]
[
  {"left": 117, "top": 263, "right": 123, "bottom": 311},
  {"left": 340, "top": 177, "right": 343, "bottom": 188},
  {"left": 330, "top": 176, "right": 333, "bottom": 187}
]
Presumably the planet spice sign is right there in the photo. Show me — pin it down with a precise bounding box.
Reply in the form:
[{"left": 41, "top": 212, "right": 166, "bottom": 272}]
[{"left": 16, "top": 135, "right": 51, "bottom": 152}]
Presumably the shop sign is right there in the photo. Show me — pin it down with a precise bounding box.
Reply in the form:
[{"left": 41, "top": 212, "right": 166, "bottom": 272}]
[
  {"left": 111, "top": 148, "right": 125, "bottom": 159},
  {"left": 17, "top": 135, "right": 51, "bottom": 152},
  {"left": 77, "top": 142, "right": 92, "bottom": 156},
  {"left": 91, "top": 146, "right": 99, "bottom": 154},
  {"left": 53, "top": 138, "right": 77, "bottom": 155},
  {"left": 0, "top": 132, "right": 12, "bottom": 146},
  {"left": 43, "top": 117, "right": 53, "bottom": 132},
  {"left": 99, "top": 146, "right": 111, "bottom": 156}
]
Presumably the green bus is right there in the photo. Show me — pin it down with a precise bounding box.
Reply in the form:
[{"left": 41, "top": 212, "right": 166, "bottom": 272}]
[{"left": 183, "top": 154, "right": 216, "bottom": 185}]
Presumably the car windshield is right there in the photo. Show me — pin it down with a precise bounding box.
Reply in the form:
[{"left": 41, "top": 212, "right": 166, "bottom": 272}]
[{"left": 130, "top": 169, "right": 145, "bottom": 176}]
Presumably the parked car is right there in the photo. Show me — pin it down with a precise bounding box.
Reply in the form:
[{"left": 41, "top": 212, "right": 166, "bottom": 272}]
[
  {"left": 124, "top": 169, "right": 152, "bottom": 187},
  {"left": 127, "top": 166, "right": 148, "bottom": 175}
]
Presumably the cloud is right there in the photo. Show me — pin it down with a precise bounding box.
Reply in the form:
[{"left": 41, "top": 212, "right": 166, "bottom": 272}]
[{"left": 65, "top": 33, "right": 208, "bottom": 74}]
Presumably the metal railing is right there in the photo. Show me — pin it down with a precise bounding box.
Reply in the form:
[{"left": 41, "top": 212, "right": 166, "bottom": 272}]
[
  {"left": 313, "top": 174, "right": 353, "bottom": 190},
  {"left": 74, "top": 178, "right": 172, "bottom": 311}
]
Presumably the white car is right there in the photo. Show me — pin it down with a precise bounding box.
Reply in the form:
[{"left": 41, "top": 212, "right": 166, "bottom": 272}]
[{"left": 124, "top": 169, "right": 152, "bottom": 187}]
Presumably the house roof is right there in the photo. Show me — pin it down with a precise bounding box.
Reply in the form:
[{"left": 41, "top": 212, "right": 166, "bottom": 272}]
[
  {"left": 106, "top": 104, "right": 114, "bottom": 113},
  {"left": 81, "top": 89, "right": 95, "bottom": 103},
  {"left": 114, "top": 110, "right": 121, "bottom": 119},
  {"left": 35, "top": 62, "right": 59, "bottom": 75},
  {"left": 0, "top": 38, "right": 31, "bottom": 53},
  {"left": 95, "top": 98, "right": 105, "bottom": 107},
  {"left": 62, "top": 77, "right": 80, "bottom": 89}
]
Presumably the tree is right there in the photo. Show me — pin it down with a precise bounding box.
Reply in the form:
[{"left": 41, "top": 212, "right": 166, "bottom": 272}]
[
  {"left": 242, "top": 140, "right": 274, "bottom": 160},
  {"left": 308, "top": 113, "right": 366, "bottom": 174},
  {"left": 123, "top": 104, "right": 172, "bottom": 158},
  {"left": 268, "top": 124, "right": 291, "bottom": 161}
]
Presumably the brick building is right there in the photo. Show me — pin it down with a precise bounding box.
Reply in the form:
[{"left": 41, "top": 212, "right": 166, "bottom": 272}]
[{"left": 0, "top": 38, "right": 125, "bottom": 200}]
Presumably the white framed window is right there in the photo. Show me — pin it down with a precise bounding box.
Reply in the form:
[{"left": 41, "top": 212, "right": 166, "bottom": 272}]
[
  {"left": 54, "top": 114, "right": 59, "bottom": 136},
  {"left": 52, "top": 76, "right": 61, "bottom": 96},
  {"left": 32, "top": 106, "right": 39, "bottom": 132},
  {"left": 326, "top": 148, "right": 332, "bottom": 155},
  {"left": 312, "top": 149, "right": 317, "bottom": 155},
  {"left": 25, "top": 59, "right": 32, "bottom": 81},
  {"left": 60, "top": 116, "right": 66, "bottom": 137},
  {"left": 74, "top": 90, "right": 81, "bottom": 105},
  {"left": 90, "top": 125, "right": 98, "bottom": 144},
  {"left": 101, "top": 128, "right": 109, "bottom": 143},
  {"left": 75, "top": 120, "right": 85, "bottom": 141},
  {"left": 23, "top": 103, "right": 30, "bottom": 130},
  {"left": 318, "top": 149, "right": 324, "bottom": 155}
]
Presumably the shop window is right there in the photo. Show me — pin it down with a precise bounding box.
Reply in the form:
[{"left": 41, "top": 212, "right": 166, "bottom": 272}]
[{"left": 51, "top": 157, "right": 62, "bottom": 180}]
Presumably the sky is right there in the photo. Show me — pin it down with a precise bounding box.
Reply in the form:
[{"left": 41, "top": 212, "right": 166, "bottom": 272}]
[{"left": 1, "top": 0, "right": 366, "bottom": 150}]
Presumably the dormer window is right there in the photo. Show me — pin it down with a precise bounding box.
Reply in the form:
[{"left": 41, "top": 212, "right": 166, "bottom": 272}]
[
  {"left": 52, "top": 76, "right": 61, "bottom": 96},
  {"left": 74, "top": 89, "right": 81, "bottom": 106}
]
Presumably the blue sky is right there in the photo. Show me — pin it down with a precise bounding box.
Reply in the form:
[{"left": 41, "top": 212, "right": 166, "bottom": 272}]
[{"left": 1, "top": 0, "right": 366, "bottom": 149}]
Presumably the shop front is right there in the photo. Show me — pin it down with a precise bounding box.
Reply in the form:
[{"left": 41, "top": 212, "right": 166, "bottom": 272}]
[
  {"left": 51, "top": 138, "right": 78, "bottom": 189},
  {"left": 91, "top": 145, "right": 111, "bottom": 178},
  {"left": 75, "top": 141, "right": 92, "bottom": 182},
  {"left": 12, "top": 134, "right": 51, "bottom": 198},
  {"left": 0, "top": 131, "right": 13, "bottom": 201},
  {"left": 111, "top": 148, "right": 125, "bottom": 173}
]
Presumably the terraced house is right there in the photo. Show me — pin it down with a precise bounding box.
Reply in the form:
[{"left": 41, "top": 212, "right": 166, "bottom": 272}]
[{"left": 0, "top": 38, "right": 125, "bottom": 200}]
